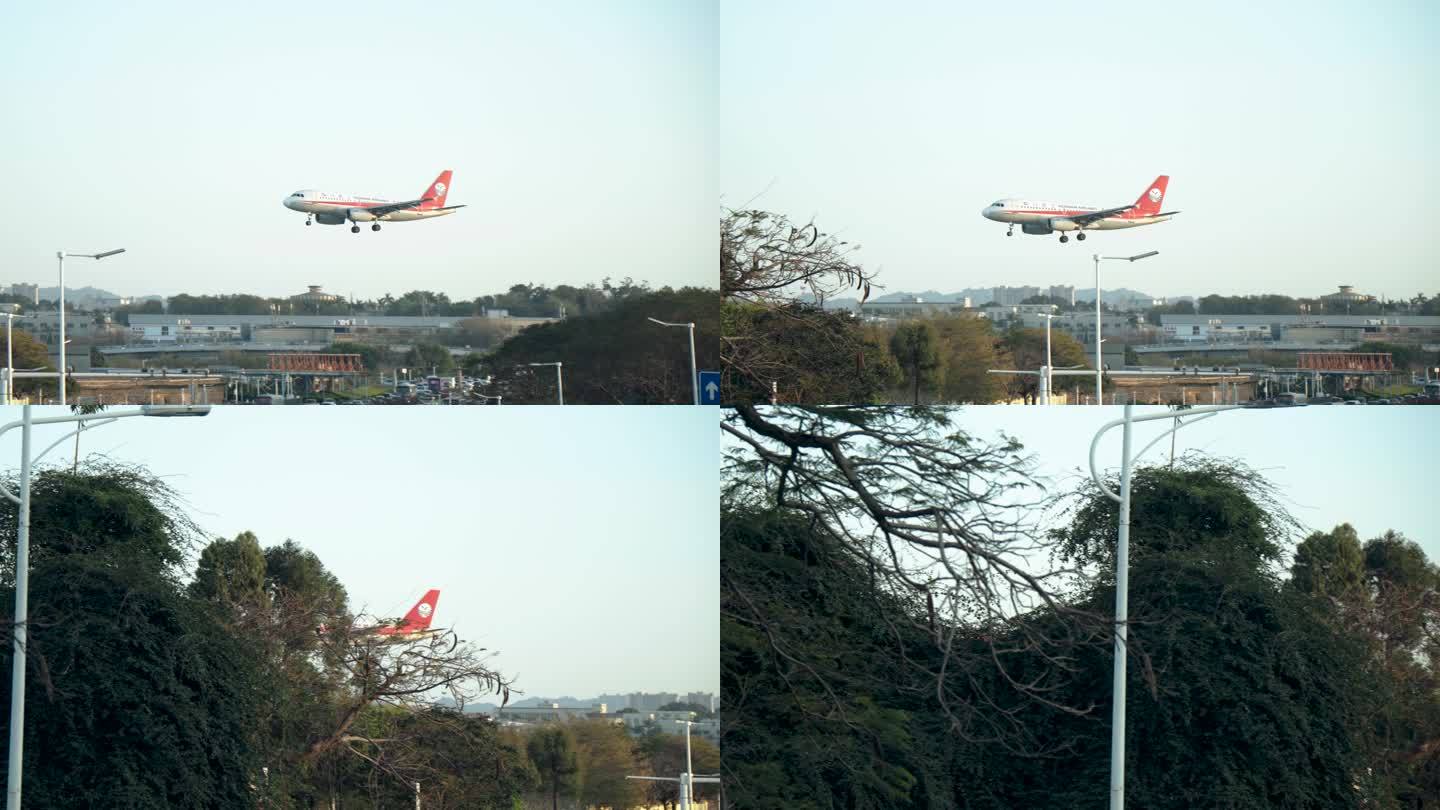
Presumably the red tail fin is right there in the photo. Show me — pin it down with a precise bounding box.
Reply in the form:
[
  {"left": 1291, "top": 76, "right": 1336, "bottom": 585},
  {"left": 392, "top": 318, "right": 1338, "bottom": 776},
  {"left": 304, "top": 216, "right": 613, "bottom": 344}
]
[
  {"left": 398, "top": 589, "right": 440, "bottom": 631},
  {"left": 1131, "top": 175, "right": 1169, "bottom": 217},
  {"left": 420, "top": 170, "right": 452, "bottom": 210}
]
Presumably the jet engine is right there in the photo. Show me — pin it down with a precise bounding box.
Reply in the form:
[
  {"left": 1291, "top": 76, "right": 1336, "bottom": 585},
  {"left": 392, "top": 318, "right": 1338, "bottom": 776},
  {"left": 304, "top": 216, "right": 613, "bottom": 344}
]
[
  {"left": 1021, "top": 222, "right": 1053, "bottom": 235},
  {"left": 1048, "top": 218, "right": 1080, "bottom": 232},
  {"left": 347, "top": 208, "right": 377, "bottom": 222},
  {"left": 315, "top": 211, "right": 348, "bottom": 225}
]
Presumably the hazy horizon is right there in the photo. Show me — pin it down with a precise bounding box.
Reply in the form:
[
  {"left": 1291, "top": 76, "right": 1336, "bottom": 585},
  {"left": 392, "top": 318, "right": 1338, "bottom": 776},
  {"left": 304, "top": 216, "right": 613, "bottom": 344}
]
[
  {"left": 0, "top": 0, "right": 717, "bottom": 301},
  {"left": 721, "top": 1, "right": 1438, "bottom": 300}
]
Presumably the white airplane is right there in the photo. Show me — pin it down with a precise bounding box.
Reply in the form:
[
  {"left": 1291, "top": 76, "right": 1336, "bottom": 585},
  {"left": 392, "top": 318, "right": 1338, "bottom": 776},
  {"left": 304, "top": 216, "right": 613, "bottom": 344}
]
[
  {"left": 981, "top": 175, "right": 1179, "bottom": 243},
  {"left": 283, "top": 170, "right": 465, "bottom": 233}
]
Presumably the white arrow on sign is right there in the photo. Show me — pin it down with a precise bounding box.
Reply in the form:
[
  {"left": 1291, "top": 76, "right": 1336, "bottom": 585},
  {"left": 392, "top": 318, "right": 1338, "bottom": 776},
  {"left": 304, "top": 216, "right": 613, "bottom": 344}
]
[{"left": 704, "top": 381, "right": 719, "bottom": 400}]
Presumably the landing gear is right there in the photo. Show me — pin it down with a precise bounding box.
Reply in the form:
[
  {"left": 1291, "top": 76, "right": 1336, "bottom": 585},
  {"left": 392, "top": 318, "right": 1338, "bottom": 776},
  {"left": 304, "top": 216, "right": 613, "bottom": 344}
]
[
  {"left": 1076, "top": 232, "right": 1086, "bottom": 241},
  {"left": 1059, "top": 234, "right": 1070, "bottom": 243},
  {"left": 350, "top": 225, "right": 360, "bottom": 233},
  {"left": 1006, "top": 225, "right": 1014, "bottom": 237},
  {"left": 304, "top": 218, "right": 312, "bottom": 227},
  {"left": 371, "top": 223, "right": 381, "bottom": 232}
]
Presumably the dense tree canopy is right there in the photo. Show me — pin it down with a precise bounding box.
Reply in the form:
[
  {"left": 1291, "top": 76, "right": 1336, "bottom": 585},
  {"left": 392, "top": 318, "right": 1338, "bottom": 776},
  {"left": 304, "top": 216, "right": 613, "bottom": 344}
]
[
  {"left": 0, "top": 464, "right": 259, "bottom": 809},
  {"left": 722, "top": 301, "right": 899, "bottom": 405},
  {"left": 723, "top": 408, "right": 1436, "bottom": 808},
  {"left": 487, "top": 286, "right": 719, "bottom": 404}
]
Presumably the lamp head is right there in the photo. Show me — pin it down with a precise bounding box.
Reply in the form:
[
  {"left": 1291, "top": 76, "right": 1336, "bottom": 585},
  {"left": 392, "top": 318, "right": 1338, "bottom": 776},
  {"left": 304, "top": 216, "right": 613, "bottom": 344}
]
[{"left": 141, "top": 404, "right": 211, "bottom": 418}]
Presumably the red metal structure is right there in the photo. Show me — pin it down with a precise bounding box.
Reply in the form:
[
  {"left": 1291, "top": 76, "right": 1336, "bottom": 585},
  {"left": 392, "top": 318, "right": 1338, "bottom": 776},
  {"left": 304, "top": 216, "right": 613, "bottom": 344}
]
[
  {"left": 1296, "top": 353, "right": 1393, "bottom": 372},
  {"left": 267, "top": 354, "right": 365, "bottom": 373}
]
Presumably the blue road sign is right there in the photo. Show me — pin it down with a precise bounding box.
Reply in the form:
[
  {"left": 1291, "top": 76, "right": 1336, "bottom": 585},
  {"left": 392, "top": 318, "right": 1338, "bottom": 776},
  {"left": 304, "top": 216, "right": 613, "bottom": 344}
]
[{"left": 698, "top": 371, "right": 721, "bottom": 405}]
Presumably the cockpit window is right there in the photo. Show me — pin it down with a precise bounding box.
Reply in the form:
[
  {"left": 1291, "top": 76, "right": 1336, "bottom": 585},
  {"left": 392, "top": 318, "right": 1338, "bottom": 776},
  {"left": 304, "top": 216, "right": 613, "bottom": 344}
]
[{"left": 294, "top": 193, "right": 305, "bottom": 198}]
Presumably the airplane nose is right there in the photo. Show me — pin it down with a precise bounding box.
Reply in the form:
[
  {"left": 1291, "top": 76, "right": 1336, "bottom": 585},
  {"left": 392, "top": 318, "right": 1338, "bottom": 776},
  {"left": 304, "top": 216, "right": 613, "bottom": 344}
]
[{"left": 981, "top": 205, "right": 995, "bottom": 220}]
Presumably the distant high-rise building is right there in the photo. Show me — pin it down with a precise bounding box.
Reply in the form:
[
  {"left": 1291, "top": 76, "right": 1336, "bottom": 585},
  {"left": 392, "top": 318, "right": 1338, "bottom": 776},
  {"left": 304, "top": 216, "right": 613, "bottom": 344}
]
[
  {"left": 992, "top": 286, "right": 1041, "bottom": 306},
  {"left": 10, "top": 283, "right": 38, "bottom": 305},
  {"left": 1049, "top": 285, "right": 1075, "bottom": 305}
]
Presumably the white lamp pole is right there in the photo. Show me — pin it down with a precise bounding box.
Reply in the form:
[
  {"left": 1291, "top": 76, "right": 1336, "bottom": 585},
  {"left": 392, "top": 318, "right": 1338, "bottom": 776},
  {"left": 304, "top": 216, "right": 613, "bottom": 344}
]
[
  {"left": 524, "top": 362, "right": 563, "bottom": 405},
  {"left": 56, "top": 248, "right": 125, "bottom": 404},
  {"left": 1039, "top": 312, "right": 1055, "bottom": 405},
  {"left": 2, "top": 314, "right": 15, "bottom": 406},
  {"left": 1088, "top": 401, "right": 1272, "bottom": 810},
  {"left": 647, "top": 317, "right": 699, "bottom": 405},
  {"left": 1092, "top": 252, "right": 1157, "bottom": 404},
  {"left": 4, "top": 403, "right": 210, "bottom": 810}
]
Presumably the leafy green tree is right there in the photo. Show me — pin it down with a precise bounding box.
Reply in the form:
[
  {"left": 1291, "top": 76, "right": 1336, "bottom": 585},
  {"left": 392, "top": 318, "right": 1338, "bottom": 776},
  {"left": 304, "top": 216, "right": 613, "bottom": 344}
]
[
  {"left": 721, "top": 208, "right": 890, "bottom": 406},
  {"left": 571, "top": 720, "right": 644, "bottom": 810},
  {"left": 526, "top": 726, "right": 578, "bottom": 810},
  {"left": 404, "top": 340, "right": 456, "bottom": 375},
  {"left": 190, "top": 530, "right": 267, "bottom": 605},
  {"left": 1049, "top": 456, "right": 1296, "bottom": 574},
  {"left": 0, "top": 463, "right": 261, "bottom": 809},
  {"left": 0, "top": 462, "right": 199, "bottom": 585},
  {"left": 722, "top": 300, "right": 898, "bottom": 405},
  {"left": 725, "top": 411, "right": 1393, "bottom": 809},
  {"left": 723, "top": 505, "right": 935, "bottom": 809},
  {"left": 997, "top": 325, "right": 1089, "bottom": 403},
  {"left": 974, "top": 459, "right": 1381, "bottom": 808},
  {"left": 387, "top": 290, "right": 454, "bottom": 317},
  {"left": 3, "top": 328, "right": 58, "bottom": 397},
  {"left": 1, "top": 558, "right": 262, "bottom": 809},
  {"left": 890, "top": 321, "right": 943, "bottom": 405},
  {"left": 636, "top": 724, "right": 721, "bottom": 805},
  {"left": 1289, "top": 523, "right": 1365, "bottom": 601},
  {"left": 1289, "top": 528, "right": 1440, "bottom": 803},
  {"left": 931, "top": 315, "right": 1006, "bottom": 403},
  {"left": 489, "top": 287, "right": 720, "bottom": 404},
  {"left": 962, "top": 553, "right": 1379, "bottom": 809}
]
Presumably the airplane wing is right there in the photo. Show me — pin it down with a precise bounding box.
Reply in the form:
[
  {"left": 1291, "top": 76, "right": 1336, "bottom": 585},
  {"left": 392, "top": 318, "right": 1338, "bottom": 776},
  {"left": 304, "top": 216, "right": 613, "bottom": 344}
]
[
  {"left": 1059, "top": 205, "right": 1134, "bottom": 227},
  {"left": 359, "top": 197, "right": 433, "bottom": 217}
]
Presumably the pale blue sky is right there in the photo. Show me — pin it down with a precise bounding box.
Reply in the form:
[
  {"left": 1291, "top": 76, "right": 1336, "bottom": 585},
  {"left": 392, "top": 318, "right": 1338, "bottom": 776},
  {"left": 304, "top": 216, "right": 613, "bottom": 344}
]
[
  {"left": 720, "top": 1, "right": 1438, "bottom": 299},
  {"left": 3, "top": 405, "right": 718, "bottom": 700},
  {"left": 966, "top": 407, "right": 1438, "bottom": 562},
  {"left": 0, "top": 0, "right": 717, "bottom": 300}
]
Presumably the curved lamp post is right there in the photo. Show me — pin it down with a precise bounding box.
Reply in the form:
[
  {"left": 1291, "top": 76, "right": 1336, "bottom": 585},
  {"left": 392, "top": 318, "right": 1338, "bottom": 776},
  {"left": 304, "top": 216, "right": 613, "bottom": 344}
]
[
  {"left": 56, "top": 248, "right": 125, "bottom": 404},
  {"left": 1088, "top": 401, "right": 1292, "bottom": 809},
  {"left": 524, "top": 362, "right": 563, "bottom": 405},
  {"left": 647, "top": 317, "right": 699, "bottom": 405},
  {"left": 1092, "top": 251, "right": 1156, "bottom": 404},
  {"left": 4, "top": 404, "right": 209, "bottom": 810}
]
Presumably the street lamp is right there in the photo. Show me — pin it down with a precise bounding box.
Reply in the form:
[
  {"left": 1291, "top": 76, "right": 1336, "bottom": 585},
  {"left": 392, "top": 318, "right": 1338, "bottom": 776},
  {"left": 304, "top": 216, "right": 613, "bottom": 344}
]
[
  {"left": 57, "top": 248, "right": 125, "bottom": 404},
  {"left": 1087, "top": 401, "right": 1281, "bottom": 810},
  {"left": 1092, "top": 251, "right": 1156, "bottom": 404},
  {"left": 524, "top": 362, "right": 563, "bottom": 405},
  {"left": 647, "top": 317, "right": 699, "bottom": 405},
  {"left": 625, "top": 719, "right": 718, "bottom": 810},
  {"left": 1, "top": 314, "right": 16, "bottom": 406},
  {"left": 1038, "top": 312, "right": 1056, "bottom": 405},
  {"left": 4, "top": 403, "right": 209, "bottom": 810}
]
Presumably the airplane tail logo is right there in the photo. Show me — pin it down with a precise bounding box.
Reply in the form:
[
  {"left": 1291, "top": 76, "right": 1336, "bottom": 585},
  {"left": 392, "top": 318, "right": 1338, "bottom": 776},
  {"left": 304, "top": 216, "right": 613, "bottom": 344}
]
[
  {"left": 1132, "top": 175, "right": 1169, "bottom": 216},
  {"left": 421, "top": 171, "right": 452, "bottom": 209},
  {"left": 396, "top": 589, "right": 440, "bottom": 631}
]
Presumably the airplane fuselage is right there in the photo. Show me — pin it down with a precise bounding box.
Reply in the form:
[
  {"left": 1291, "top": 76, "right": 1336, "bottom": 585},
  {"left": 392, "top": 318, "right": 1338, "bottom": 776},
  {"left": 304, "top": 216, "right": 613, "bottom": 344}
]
[
  {"left": 283, "top": 191, "right": 459, "bottom": 223},
  {"left": 981, "top": 201, "right": 1172, "bottom": 232}
]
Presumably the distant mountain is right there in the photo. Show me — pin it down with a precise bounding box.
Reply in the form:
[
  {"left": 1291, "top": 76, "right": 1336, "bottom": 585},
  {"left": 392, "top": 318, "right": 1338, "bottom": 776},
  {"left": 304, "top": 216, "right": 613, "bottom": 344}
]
[{"left": 17, "top": 286, "right": 164, "bottom": 306}]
